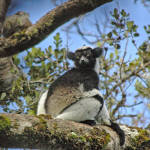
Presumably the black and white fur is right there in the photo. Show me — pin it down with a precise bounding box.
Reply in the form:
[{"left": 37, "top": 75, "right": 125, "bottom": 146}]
[{"left": 37, "top": 46, "right": 125, "bottom": 145}]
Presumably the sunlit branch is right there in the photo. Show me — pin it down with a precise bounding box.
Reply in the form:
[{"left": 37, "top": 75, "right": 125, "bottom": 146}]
[{"left": 0, "top": 0, "right": 112, "bottom": 57}]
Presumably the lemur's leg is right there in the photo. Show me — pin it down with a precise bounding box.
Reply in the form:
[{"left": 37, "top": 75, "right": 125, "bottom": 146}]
[
  {"left": 96, "top": 102, "right": 111, "bottom": 125},
  {"left": 56, "top": 97, "right": 102, "bottom": 123},
  {"left": 37, "top": 90, "right": 48, "bottom": 115}
]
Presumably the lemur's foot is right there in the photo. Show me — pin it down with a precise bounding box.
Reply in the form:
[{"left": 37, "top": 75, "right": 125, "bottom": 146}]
[{"left": 80, "top": 120, "right": 96, "bottom": 126}]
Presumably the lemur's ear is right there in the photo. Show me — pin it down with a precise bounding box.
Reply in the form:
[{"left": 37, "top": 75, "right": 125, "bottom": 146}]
[
  {"left": 67, "top": 51, "right": 75, "bottom": 60},
  {"left": 92, "top": 47, "right": 103, "bottom": 58}
]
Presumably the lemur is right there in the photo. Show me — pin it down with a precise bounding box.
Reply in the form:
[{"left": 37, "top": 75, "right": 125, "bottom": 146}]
[{"left": 37, "top": 46, "right": 125, "bottom": 146}]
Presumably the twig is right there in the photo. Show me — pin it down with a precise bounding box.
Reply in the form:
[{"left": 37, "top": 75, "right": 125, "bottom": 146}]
[
  {"left": 122, "top": 101, "right": 143, "bottom": 108},
  {"left": 111, "top": 93, "right": 126, "bottom": 116},
  {"left": 74, "top": 20, "right": 98, "bottom": 44},
  {"left": 119, "top": 38, "right": 128, "bottom": 80},
  {"left": 105, "top": 61, "right": 150, "bottom": 100},
  {"left": 114, "top": 114, "right": 137, "bottom": 121}
]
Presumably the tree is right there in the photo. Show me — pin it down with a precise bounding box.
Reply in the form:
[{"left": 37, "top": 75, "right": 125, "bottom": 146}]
[{"left": 0, "top": 0, "right": 150, "bottom": 149}]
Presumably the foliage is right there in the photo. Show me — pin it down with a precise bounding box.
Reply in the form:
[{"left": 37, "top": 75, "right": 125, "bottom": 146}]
[
  {"left": 72, "top": 8, "right": 150, "bottom": 126},
  {"left": 0, "top": 33, "right": 69, "bottom": 114},
  {"left": 101, "top": 8, "right": 150, "bottom": 126},
  {"left": 0, "top": 8, "right": 150, "bottom": 127}
]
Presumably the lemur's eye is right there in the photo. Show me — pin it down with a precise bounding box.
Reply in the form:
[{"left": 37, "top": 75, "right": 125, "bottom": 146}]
[{"left": 86, "top": 52, "right": 91, "bottom": 57}]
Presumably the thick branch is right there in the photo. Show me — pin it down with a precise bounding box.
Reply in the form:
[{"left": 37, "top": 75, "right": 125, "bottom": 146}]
[
  {"left": 0, "top": 0, "right": 112, "bottom": 57},
  {"left": 0, "top": 114, "right": 150, "bottom": 150}
]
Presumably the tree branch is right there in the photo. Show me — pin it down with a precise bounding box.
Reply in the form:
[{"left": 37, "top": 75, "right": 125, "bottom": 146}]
[
  {"left": 0, "top": 113, "right": 150, "bottom": 149},
  {"left": 115, "top": 114, "right": 137, "bottom": 121},
  {"left": 105, "top": 61, "right": 150, "bottom": 100},
  {"left": 0, "top": 0, "right": 112, "bottom": 58}
]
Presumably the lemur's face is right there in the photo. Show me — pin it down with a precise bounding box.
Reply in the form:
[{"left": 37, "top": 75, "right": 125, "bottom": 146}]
[
  {"left": 74, "top": 48, "right": 95, "bottom": 69},
  {"left": 67, "top": 47, "right": 103, "bottom": 69}
]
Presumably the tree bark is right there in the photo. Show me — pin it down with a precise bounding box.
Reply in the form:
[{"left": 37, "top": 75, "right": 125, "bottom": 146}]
[
  {"left": 0, "top": 113, "right": 150, "bottom": 150},
  {"left": 0, "top": 11, "right": 32, "bottom": 93},
  {"left": 0, "top": 57, "right": 15, "bottom": 92},
  {"left": 0, "top": 0, "right": 112, "bottom": 58},
  {"left": 0, "top": 0, "right": 11, "bottom": 34}
]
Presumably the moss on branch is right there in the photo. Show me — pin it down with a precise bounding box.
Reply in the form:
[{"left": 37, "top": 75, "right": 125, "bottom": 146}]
[{"left": 0, "top": 114, "right": 150, "bottom": 149}]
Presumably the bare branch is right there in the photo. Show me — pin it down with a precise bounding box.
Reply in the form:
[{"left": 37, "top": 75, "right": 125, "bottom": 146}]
[
  {"left": 115, "top": 114, "right": 137, "bottom": 121},
  {"left": 119, "top": 38, "right": 128, "bottom": 81},
  {"left": 111, "top": 93, "right": 126, "bottom": 116},
  {"left": 74, "top": 20, "right": 98, "bottom": 44},
  {"left": 105, "top": 61, "right": 150, "bottom": 100},
  {"left": 122, "top": 101, "right": 143, "bottom": 108}
]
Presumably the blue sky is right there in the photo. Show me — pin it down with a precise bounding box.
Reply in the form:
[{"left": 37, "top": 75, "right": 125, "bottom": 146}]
[
  {"left": 1, "top": 0, "right": 150, "bottom": 149},
  {"left": 3, "top": 0, "right": 149, "bottom": 123}
]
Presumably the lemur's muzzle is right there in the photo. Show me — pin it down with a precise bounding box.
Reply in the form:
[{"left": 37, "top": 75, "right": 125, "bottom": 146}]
[{"left": 79, "top": 56, "right": 89, "bottom": 64}]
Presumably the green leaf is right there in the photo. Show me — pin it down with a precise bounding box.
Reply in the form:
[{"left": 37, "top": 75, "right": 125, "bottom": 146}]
[
  {"left": 115, "top": 44, "right": 121, "bottom": 49},
  {"left": 126, "top": 21, "right": 134, "bottom": 31},
  {"left": 107, "top": 40, "right": 113, "bottom": 46},
  {"left": 54, "top": 33, "right": 60, "bottom": 42},
  {"left": 144, "top": 25, "right": 147, "bottom": 30},
  {"left": 112, "top": 30, "right": 118, "bottom": 36},
  {"left": 132, "top": 25, "right": 138, "bottom": 32},
  {"left": 54, "top": 49, "right": 59, "bottom": 59},
  {"left": 134, "top": 33, "right": 139, "bottom": 37},
  {"left": 13, "top": 55, "right": 20, "bottom": 65},
  {"left": 114, "top": 8, "right": 119, "bottom": 19},
  {"left": 48, "top": 46, "right": 53, "bottom": 54},
  {"left": 115, "top": 49, "right": 119, "bottom": 56},
  {"left": 1, "top": 93, "right": 6, "bottom": 99},
  {"left": 53, "top": 33, "right": 62, "bottom": 49},
  {"left": 107, "top": 32, "right": 112, "bottom": 38},
  {"left": 110, "top": 53, "right": 114, "bottom": 59},
  {"left": 121, "top": 9, "right": 127, "bottom": 17},
  {"left": 31, "top": 47, "right": 37, "bottom": 56}
]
